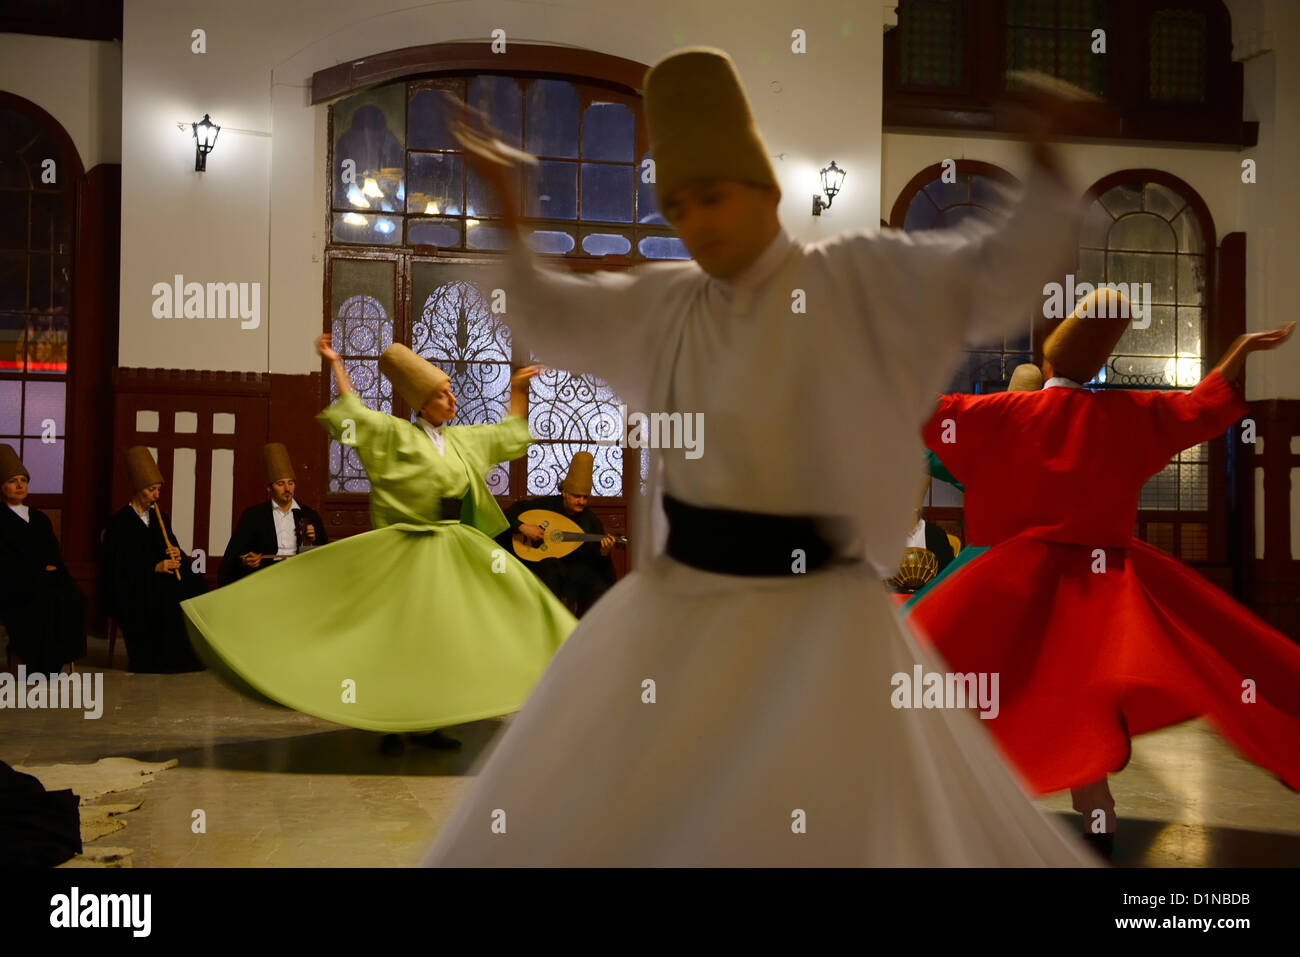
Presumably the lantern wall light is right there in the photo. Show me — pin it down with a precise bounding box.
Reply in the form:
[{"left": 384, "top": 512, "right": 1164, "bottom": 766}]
[
  {"left": 191, "top": 114, "right": 220, "bottom": 171},
  {"left": 812, "top": 161, "right": 846, "bottom": 216}
]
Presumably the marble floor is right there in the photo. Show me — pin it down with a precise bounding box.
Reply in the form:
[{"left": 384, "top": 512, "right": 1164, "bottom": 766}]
[{"left": 5, "top": 637, "right": 1299, "bottom": 867}]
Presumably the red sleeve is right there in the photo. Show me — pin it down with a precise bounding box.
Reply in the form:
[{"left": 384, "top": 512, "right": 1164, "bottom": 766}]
[
  {"left": 923, "top": 394, "right": 973, "bottom": 472},
  {"left": 1137, "top": 369, "right": 1249, "bottom": 467}
]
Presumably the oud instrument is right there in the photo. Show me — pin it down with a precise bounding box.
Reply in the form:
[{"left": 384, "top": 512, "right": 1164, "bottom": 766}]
[
  {"left": 510, "top": 508, "right": 626, "bottom": 563},
  {"left": 152, "top": 502, "right": 182, "bottom": 580}
]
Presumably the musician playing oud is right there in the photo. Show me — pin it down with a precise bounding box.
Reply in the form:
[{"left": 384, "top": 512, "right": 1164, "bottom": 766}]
[
  {"left": 499, "top": 451, "right": 617, "bottom": 617},
  {"left": 101, "top": 446, "right": 206, "bottom": 672}
]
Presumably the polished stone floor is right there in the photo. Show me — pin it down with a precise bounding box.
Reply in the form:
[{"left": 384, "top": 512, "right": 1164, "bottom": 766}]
[{"left": 5, "top": 637, "right": 1299, "bottom": 867}]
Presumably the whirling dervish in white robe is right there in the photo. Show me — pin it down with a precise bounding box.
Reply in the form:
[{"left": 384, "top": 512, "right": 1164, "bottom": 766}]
[{"left": 426, "top": 48, "right": 1098, "bottom": 866}]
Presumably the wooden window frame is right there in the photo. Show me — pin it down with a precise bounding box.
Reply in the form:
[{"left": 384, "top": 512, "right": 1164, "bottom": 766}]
[{"left": 315, "top": 45, "right": 654, "bottom": 513}]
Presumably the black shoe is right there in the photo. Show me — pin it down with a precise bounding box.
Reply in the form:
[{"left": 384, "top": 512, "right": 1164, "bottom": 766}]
[
  {"left": 411, "top": 730, "right": 462, "bottom": 750},
  {"left": 379, "top": 734, "right": 406, "bottom": 755},
  {"left": 1082, "top": 832, "right": 1114, "bottom": 861}
]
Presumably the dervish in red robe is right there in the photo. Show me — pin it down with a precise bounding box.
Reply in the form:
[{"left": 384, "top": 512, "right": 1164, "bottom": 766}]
[{"left": 907, "top": 290, "right": 1299, "bottom": 853}]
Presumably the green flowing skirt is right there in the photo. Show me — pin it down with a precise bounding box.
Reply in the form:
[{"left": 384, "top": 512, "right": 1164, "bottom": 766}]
[{"left": 181, "top": 522, "right": 577, "bottom": 732}]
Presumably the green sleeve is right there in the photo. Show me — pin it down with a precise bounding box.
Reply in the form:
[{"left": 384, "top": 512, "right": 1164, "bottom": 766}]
[
  {"left": 315, "top": 393, "right": 398, "bottom": 461},
  {"left": 449, "top": 415, "right": 532, "bottom": 469},
  {"left": 925, "top": 448, "right": 964, "bottom": 492}
]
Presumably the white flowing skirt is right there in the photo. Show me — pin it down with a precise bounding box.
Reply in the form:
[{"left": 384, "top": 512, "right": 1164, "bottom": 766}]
[{"left": 425, "top": 556, "right": 1097, "bottom": 866}]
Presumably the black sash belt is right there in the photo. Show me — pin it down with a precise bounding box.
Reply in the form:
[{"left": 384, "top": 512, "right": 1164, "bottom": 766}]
[
  {"left": 663, "top": 494, "right": 857, "bottom": 577},
  {"left": 439, "top": 496, "right": 465, "bottom": 521}
]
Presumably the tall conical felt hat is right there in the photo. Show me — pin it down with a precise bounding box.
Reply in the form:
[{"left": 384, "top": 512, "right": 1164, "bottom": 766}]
[
  {"left": 0, "top": 443, "right": 29, "bottom": 482},
  {"left": 126, "top": 446, "right": 164, "bottom": 492},
  {"left": 1008, "top": 363, "right": 1044, "bottom": 392},
  {"left": 561, "top": 451, "right": 594, "bottom": 496},
  {"left": 1043, "top": 288, "right": 1130, "bottom": 384},
  {"left": 378, "top": 344, "right": 450, "bottom": 410},
  {"left": 262, "top": 442, "right": 295, "bottom": 484},
  {"left": 643, "top": 47, "right": 779, "bottom": 209}
]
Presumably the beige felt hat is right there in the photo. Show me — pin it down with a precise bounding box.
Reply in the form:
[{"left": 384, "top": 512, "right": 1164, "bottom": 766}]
[
  {"left": 1043, "top": 288, "right": 1130, "bottom": 384},
  {"left": 643, "top": 47, "right": 779, "bottom": 209},
  {"left": 0, "top": 443, "right": 29, "bottom": 483},
  {"left": 561, "top": 451, "right": 595, "bottom": 496},
  {"left": 262, "top": 442, "right": 295, "bottom": 485},
  {"left": 1008, "top": 363, "right": 1044, "bottom": 392},
  {"left": 378, "top": 344, "right": 450, "bottom": 410},
  {"left": 126, "top": 446, "right": 164, "bottom": 493}
]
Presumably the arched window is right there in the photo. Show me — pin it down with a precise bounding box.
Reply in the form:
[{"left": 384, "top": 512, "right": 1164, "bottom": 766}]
[
  {"left": 1076, "top": 171, "right": 1219, "bottom": 560},
  {"left": 0, "top": 97, "right": 79, "bottom": 499},
  {"left": 319, "top": 51, "right": 657, "bottom": 504},
  {"left": 328, "top": 74, "right": 679, "bottom": 259},
  {"left": 890, "top": 160, "right": 1033, "bottom": 396}
]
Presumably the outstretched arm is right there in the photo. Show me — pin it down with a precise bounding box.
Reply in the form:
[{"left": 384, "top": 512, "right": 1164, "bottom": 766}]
[
  {"left": 448, "top": 98, "right": 655, "bottom": 394},
  {"left": 1212, "top": 322, "right": 1295, "bottom": 383},
  {"left": 316, "top": 333, "right": 354, "bottom": 396},
  {"left": 508, "top": 365, "right": 542, "bottom": 418}
]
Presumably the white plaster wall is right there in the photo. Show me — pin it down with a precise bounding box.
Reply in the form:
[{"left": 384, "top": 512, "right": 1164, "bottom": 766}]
[
  {"left": 0, "top": 33, "right": 122, "bottom": 172},
  {"left": 118, "top": 0, "right": 888, "bottom": 374}
]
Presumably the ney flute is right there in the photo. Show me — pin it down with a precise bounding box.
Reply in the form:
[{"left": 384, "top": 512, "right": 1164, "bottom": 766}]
[{"left": 152, "top": 501, "right": 183, "bottom": 581}]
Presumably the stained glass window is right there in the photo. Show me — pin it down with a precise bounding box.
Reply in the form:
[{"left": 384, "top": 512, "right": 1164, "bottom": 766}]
[
  {"left": 410, "top": 268, "right": 513, "bottom": 494},
  {"left": 527, "top": 367, "right": 624, "bottom": 496},
  {"left": 327, "top": 260, "right": 395, "bottom": 492},
  {"left": 0, "top": 103, "right": 73, "bottom": 495},
  {"left": 326, "top": 70, "right": 662, "bottom": 501}
]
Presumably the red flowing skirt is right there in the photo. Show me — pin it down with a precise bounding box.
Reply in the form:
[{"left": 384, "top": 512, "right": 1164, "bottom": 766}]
[{"left": 906, "top": 535, "right": 1300, "bottom": 795}]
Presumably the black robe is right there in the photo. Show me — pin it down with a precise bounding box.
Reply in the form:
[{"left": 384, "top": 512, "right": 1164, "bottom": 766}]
[
  {"left": 0, "top": 506, "right": 86, "bottom": 672},
  {"left": 218, "top": 501, "right": 328, "bottom": 586},
  {"left": 0, "top": 760, "right": 81, "bottom": 867},
  {"left": 101, "top": 505, "right": 206, "bottom": 673},
  {"left": 497, "top": 494, "right": 616, "bottom": 617}
]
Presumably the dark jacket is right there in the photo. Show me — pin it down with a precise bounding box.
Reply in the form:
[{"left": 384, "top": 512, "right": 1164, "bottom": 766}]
[
  {"left": 0, "top": 505, "right": 86, "bottom": 671},
  {"left": 219, "top": 500, "right": 328, "bottom": 586}
]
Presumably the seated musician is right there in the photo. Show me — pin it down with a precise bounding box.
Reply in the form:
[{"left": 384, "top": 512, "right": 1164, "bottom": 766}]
[
  {"left": 0, "top": 444, "right": 87, "bottom": 673},
  {"left": 101, "top": 446, "right": 206, "bottom": 673},
  {"left": 498, "top": 451, "right": 616, "bottom": 617},
  {"left": 219, "top": 443, "right": 328, "bottom": 587}
]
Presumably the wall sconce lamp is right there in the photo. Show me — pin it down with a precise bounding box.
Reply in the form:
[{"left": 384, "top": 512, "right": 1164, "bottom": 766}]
[
  {"left": 812, "top": 161, "right": 846, "bottom": 215},
  {"left": 192, "top": 114, "right": 220, "bottom": 171}
]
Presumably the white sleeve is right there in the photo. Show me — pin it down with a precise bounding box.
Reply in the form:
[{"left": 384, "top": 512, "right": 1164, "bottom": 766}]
[
  {"left": 494, "top": 243, "right": 668, "bottom": 402},
  {"left": 863, "top": 164, "right": 1082, "bottom": 346},
  {"left": 826, "top": 164, "right": 1082, "bottom": 423}
]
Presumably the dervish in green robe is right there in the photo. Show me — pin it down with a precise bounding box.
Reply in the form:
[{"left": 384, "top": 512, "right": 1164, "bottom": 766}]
[{"left": 181, "top": 392, "right": 577, "bottom": 732}]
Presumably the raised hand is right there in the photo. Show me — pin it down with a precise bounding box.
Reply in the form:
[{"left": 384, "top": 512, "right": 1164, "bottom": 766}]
[
  {"left": 1213, "top": 322, "right": 1295, "bottom": 381},
  {"left": 1242, "top": 321, "right": 1296, "bottom": 353},
  {"left": 444, "top": 93, "right": 534, "bottom": 233},
  {"left": 317, "top": 333, "right": 341, "bottom": 362},
  {"left": 510, "top": 364, "right": 545, "bottom": 390}
]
